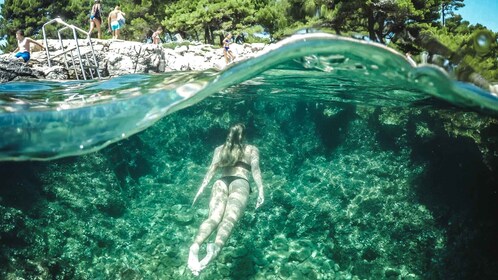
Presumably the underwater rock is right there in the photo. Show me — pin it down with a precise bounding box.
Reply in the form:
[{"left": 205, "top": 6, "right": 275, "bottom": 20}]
[
  {"left": 217, "top": 265, "right": 231, "bottom": 277},
  {"left": 170, "top": 204, "right": 194, "bottom": 224},
  {"left": 288, "top": 239, "right": 314, "bottom": 263},
  {"left": 384, "top": 267, "right": 400, "bottom": 278},
  {"left": 231, "top": 246, "right": 249, "bottom": 258},
  {"left": 0, "top": 206, "right": 29, "bottom": 248},
  {"left": 230, "top": 256, "right": 256, "bottom": 278},
  {"left": 95, "top": 197, "right": 126, "bottom": 218},
  {"left": 300, "top": 264, "right": 319, "bottom": 280},
  {"left": 271, "top": 234, "right": 290, "bottom": 253},
  {"left": 119, "top": 267, "right": 141, "bottom": 280},
  {"left": 279, "top": 262, "right": 295, "bottom": 278}
]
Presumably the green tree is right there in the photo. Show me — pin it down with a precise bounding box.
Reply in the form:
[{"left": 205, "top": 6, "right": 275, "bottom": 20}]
[
  {"left": 255, "top": 0, "right": 290, "bottom": 40},
  {"left": 319, "top": 0, "right": 442, "bottom": 44},
  {"left": 0, "top": 0, "right": 171, "bottom": 50},
  {"left": 162, "top": 0, "right": 260, "bottom": 45},
  {"left": 441, "top": 0, "right": 464, "bottom": 26},
  {"left": 117, "top": 0, "right": 169, "bottom": 41},
  {"left": 1, "top": 0, "right": 48, "bottom": 51},
  {"left": 1, "top": 0, "right": 103, "bottom": 51}
]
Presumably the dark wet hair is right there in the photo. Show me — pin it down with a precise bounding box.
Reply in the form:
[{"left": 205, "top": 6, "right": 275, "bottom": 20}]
[{"left": 218, "top": 124, "right": 245, "bottom": 167}]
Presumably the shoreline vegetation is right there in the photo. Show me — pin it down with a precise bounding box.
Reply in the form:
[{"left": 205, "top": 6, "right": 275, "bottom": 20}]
[{"left": 0, "top": 0, "right": 497, "bottom": 85}]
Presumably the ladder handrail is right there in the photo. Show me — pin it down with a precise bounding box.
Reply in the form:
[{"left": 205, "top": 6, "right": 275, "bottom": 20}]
[{"left": 42, "top": 17, "right": 101, "bottom": 80}]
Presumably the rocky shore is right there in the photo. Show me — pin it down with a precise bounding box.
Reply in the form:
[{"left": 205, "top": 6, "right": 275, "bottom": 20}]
[{"left": 0, "top": 39, "right": 267, "bottom": 83}]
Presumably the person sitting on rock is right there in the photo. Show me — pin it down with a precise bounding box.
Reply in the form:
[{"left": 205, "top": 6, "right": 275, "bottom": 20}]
[
  {"left": 188, "top": 123, "right": 265, "bottom": 276},
  {"left": 12, "top": 30, "right": 45, "bottom": 63}
]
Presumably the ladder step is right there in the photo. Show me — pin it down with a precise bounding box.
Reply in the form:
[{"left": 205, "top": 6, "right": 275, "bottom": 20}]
[{"left": 50, "top": 47, "right": 78, "bottom": 58}]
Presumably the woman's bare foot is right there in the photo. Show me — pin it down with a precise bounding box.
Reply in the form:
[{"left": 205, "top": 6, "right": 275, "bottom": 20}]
[
  {"left": 188, "top": 243, "right": 201, "bottom": 276},
  {"left": 199, "top": 243, "right": 220, "bottom": 269}
]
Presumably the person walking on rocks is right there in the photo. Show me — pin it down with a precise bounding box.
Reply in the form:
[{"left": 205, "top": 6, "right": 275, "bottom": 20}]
[
  {"left": 88, "top": 0, "right": 103, "bottom": 39},
  {"left": 188, "top": 123, "right": 265, "bottom": 276},
  {"left": 108, "top": 5, "right": 126, "bottom": 40},
  {"left": 12, "top": 30, "right": 45, "bottom": 63},
  {"left": 223, "top": 33, "right": 236, "bottom": 64}
]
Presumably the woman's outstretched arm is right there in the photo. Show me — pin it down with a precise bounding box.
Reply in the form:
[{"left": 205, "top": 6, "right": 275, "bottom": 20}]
[
  {"left": 192, "top": 147, "right": 221, "bottom": 206},
  {"left": 250, "top": 146, "right": 264, "bottom": 208}
]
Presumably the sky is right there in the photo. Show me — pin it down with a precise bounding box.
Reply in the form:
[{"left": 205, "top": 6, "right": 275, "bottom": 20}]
[{"left": 457, "top": 0, "right": 498, "bottom": 32}]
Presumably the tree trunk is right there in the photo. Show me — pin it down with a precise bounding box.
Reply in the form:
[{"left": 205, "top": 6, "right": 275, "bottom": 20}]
[
  {"left": 375, "top": 16, "right": 386, "bottom": 44},
  {"left": 204, "top": 25, "right": 210, "bottom": 44},
  {"left": 367, "top": 9, "right": 376, "bottom": 42},
  {"left": 442, "top": 4, "right": 446, "bottom": 26}
]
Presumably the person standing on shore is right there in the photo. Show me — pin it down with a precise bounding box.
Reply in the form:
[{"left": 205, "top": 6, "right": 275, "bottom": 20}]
[
  {"left": 88, "top": 0, "right": 103, "bottom": 39},
  {"left": 152, "top": 27, "right": 163, "bottom": 45},
  {"left": 223, "top": 33, "right": 236, "bottom": 64},
  {"left": 108, "top": 5, "right": 126, "bottom": 40},
  {"left": 12, "top": 30, "right": 45, "bottom": 63}
]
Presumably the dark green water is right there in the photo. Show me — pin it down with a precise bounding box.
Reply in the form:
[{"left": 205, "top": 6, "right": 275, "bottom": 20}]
[{"left": 0, "top": 34, "right": 497, "bottom": 279}]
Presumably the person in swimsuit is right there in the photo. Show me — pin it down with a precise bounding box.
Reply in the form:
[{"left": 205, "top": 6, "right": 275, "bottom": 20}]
[
  {"left": 108, "top": 5, "right": 126, "bottom": 40},
  {"left": 88, "top": 0, "right": 102, "bottom": 39},
  {"left": 223, "top": 33, "right": 236, "bottom": 64},
  {"left": 12, "top": 30, "right": 45, "bottom": 63},
  {"left": 188, "top": 123, "right": 264, "bottom": 276},
  {"left": 152, "top": 27, "right": 163, "bottom": 45}
]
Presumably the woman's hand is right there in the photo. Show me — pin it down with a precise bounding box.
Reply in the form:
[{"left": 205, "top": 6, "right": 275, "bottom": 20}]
[
  {"left": 191, "top": 185, "right": 206, "bottom": 207},
  {"left": 192, "top": 191, "right": 202, "bottom": 207},
  {"left": 256, "top": 194, "right": 264, "bottom": 209}
]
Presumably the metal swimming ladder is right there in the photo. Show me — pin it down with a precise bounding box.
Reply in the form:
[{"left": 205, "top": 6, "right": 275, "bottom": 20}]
[{"left": 42, "top": 18, "right": 101, "bottom": 80}]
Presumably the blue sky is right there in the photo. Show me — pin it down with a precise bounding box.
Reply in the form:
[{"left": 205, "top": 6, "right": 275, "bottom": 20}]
[{"left": 457, "top": 0, "right": 498, "bottom": 32}]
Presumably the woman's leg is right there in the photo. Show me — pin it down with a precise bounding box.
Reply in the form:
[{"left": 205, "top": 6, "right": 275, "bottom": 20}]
[
  {"left": 224, "top": 49, "right": 229, "bottom": 64},
  {"left": 95, "top": 19, "right": 101, "bottom": 39},
  {"left": 89, "top": 20, "right": 95, "bottom": 37},
  {"left": 194, "top": 180, "right": 228, "bottom": 244},
  {"left": 229, "top": 50, "right": 236, "bottom": 62},
  {"left": 199, "top": 179, "right": 249, "bottom": 267},
  {"left": 188, "top": 180, "right": 228, "bottom": 274}
]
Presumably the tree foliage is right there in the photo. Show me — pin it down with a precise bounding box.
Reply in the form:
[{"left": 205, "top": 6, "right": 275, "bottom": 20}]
[
  {"left": 0, "top": 0, "right": 168, "bottom": 51},
  {"left": 162, "top": 0, "right": 263, "bottom": 44},
  {"left": 441, "top": 0, "right": 464, "bottom": 26}
]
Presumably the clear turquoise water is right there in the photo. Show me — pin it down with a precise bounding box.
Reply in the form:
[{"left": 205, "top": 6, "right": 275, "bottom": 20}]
[
  {"left": 0, "top": 34, "right": 497, "bottom": 279},
  {"left": 1, "top": 34, "right": 497, "bottom": 161}
]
